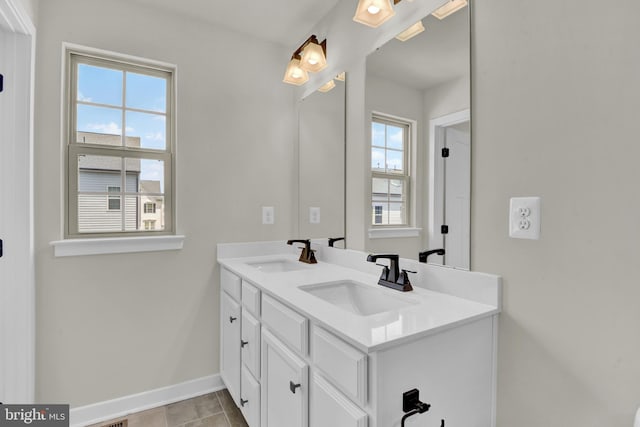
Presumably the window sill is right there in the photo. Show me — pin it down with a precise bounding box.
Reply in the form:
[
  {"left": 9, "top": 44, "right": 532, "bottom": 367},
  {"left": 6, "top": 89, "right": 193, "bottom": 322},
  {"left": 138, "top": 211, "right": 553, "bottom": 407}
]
[
  {"left": 368, "top": 227, "right": 421, "bottom": 239},
  {"left": 50, "top": 235, "right": 185, "bottom": 257}
]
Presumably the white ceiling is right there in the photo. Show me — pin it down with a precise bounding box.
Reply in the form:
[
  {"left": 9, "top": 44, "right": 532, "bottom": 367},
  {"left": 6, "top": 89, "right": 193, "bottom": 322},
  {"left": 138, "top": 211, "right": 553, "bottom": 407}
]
[{"left": 127, "top": 0, "right": 341, "bottom": 47}]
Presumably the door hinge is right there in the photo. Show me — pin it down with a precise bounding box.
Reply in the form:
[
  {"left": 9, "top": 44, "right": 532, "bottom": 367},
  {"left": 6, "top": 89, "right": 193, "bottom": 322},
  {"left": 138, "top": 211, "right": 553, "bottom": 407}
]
[
  {"left": 0, "top": 239, "right": 3, "bottom": 257},
  {"left": 441, "top": 225, "right": 449, "bottom": 234},
  {"left": 441, "top": 147, "right": 449, "bottom": 158},
  {"left": 0, "top": 74, "right": 3, "bottom": 92}
]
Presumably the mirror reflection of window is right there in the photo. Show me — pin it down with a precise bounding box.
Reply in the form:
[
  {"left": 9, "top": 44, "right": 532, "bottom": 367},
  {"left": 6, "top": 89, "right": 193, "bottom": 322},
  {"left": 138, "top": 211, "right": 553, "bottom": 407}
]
[{"left": 371, "top": 115, "right": 410, "bottom": 226}]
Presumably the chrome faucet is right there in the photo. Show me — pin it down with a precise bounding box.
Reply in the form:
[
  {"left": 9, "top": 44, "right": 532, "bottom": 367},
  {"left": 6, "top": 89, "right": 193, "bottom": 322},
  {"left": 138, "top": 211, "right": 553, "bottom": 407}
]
[
  {"left": 287, "top": 239, "right": 317, "bottom": 264},
  {"left": 366, "top": 254, "right": 414, "bottom": 292}
]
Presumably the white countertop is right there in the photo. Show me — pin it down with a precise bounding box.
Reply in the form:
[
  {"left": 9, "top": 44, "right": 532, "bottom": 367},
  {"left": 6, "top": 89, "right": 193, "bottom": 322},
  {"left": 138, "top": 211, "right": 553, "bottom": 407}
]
[{"left": 218, "top": 249, "right": 500, "bottom": 353}]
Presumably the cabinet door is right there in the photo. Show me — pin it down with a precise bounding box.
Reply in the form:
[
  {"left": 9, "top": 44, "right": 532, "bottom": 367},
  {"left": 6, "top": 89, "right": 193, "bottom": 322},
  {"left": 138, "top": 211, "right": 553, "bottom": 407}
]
[
  {"left": 240, "top": 365, "right": 261, "bottom": 427},
  {"left": 242, "top": 309, "right": 261, "bottom": 378},
  {"left": 310, "top": 373, "right": 367, "bottom": 427},
  {"left": 261, "top": 328, "right": 308, "bottom": 427},
  {"left": 221, "top": 291, "right": 241, "bottom": 406}
]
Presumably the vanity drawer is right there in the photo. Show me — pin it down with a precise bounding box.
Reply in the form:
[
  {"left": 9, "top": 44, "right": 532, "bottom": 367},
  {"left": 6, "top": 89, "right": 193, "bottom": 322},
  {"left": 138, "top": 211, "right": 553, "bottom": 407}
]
[
  {"left": 261, "top": 294, "right": 308, "bottom": 355},
  {"left": 312, "top": 326, "right": 367, "bottom": 406},
  {"left": 242, "top": 280, "right": 261, "bottom": 317},
  {"left": 221, "top": 268, "right": 241, "bottom": 302},
  {"left": 310, "top": 372, "right": 367, "bottom": 427}
]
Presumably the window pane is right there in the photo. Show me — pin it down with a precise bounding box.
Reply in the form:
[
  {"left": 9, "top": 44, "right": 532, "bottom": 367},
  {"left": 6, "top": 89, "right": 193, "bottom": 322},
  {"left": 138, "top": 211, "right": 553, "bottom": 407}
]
[
  {"left": 372, "top": 122, "right": 386, "bottom": 147},
  {"left": 125, "top": 111, "right": 166, "bottom": 150},
  {"left": 76, "top": 104, "right": 123, "bottom": 145},
  {"left": 372, "top": 148, "right": 386, "bottom": 172},
  {"left": 389, "top": 179, "right": 404, "bottom": 200},
  {"left": 125, "top": 195, "right": 165, "bottom": 231},
  {"left": 78, "top": 194, "right": 123, "bottom": 233},
  {"left": 372, "top": 178, "right": 388, "bottom": 201},
  {"left": 387, "top": 125, "right": 404, "bottom": 150},
  {"left": 386, "top": 150, "right": 404, "bottom": 173},
  {"left": 77, "top": 64, "right": 122, "bottom": 106},
  {"left": 126, "top": 72, "right": 167, "bottom": 113},
  {"left": 126, "top": 158, "right": 165, "bottom": 193},
  {"left": 389, "top": 202, "right": 405, "bottom": 225},
  {"left": 77, "top": 154, "right": 123, "bottom": 192}
]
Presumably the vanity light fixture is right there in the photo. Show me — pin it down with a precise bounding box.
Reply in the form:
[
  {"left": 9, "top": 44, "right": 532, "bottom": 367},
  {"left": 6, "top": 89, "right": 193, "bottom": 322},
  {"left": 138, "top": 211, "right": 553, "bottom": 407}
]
[
  {"left": 283, "top": 56, "right": 309, "bottom": 86},
  {"left": 353, "top": 0, "right": 401, "bottom": 28},
  {"left": 395, "top": 20, "right": 425, "bottom": 41},
  {"left": 299, "top": 35, "right": 327, "bottom": 72},
  {"left": 336, "top": 72, "right": 346, "bottom": 82},
  {"left": 432, "top": 0, "right": 468, "bottom": 20},
  {"left": 318, "top": 80, "right": 336, "bottom": 93},
  {"left": 283, "top": 34, "right": 327, "bottom": 85}
]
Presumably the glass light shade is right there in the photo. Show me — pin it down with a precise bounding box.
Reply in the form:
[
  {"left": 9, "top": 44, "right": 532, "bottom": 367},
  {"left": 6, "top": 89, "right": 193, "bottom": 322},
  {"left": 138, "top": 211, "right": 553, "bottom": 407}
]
[
  {"left": 395, "top": 20, "right": 425, "bottom": 41},
  {"left": 317, "top": 80, "right": 336, "bottom": 93},
  {"left": 283, "top": 58, "right": 309, "bottom": 86},
  {"left": 353, "top": 0, "right": 395, "bottom": 28},
  {"left": 336, "top": 72, "right": 346, "bottom": 82},
  {"left": 432, "top": 0, "right": 468, "bottom": 20},
  {"left": 300, "top": 41, "right": 327, "bottom": 72}
]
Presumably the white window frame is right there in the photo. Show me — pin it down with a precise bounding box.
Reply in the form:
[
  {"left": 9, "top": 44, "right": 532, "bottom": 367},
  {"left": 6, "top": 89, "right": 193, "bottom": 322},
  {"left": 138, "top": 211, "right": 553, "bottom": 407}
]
[
  {"left": 64, "top": 46, "right": 175, "bottom": 239},
  {"left": 370, "top": 114, "right": 411, "bottom": 227}
]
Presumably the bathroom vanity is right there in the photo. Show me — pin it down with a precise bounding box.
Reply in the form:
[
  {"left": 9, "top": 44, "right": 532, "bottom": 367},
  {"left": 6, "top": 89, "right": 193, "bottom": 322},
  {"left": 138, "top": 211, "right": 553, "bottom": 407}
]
[{"left": 217, "top": 241, "right": 501, "bottom": 427}]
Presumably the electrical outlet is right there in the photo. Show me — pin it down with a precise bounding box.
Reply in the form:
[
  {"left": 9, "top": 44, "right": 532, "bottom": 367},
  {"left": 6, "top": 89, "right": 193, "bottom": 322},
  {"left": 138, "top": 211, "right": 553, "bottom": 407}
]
[
  {"left": 262, "top": 206, "right": 274, "bottom": 224},
  {"left": 309, "top": 207, "right": 320, "bottom": 224},
  {"left": 509, "top": 197, "right": 540, "bottom": 239}
]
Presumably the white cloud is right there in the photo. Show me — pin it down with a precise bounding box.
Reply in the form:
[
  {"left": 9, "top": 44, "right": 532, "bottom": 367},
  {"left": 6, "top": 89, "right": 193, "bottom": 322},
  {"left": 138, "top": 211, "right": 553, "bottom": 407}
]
[
  {"left": 145, "top": 132, "right": 164, "bottom": 141},
  {"left": 77, "top": 91, "right": 92, "bottom": 102},
  {"left": 86, "top": 122, "right": 134, "bottom": 135}
]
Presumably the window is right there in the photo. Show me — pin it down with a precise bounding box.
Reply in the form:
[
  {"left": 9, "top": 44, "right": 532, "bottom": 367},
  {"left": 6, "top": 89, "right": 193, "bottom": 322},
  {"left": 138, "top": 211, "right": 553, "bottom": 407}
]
[
  {"left": 107, "top": 186, "right": 121, "bottom": 211},
  {"left": 143, "top": 202, "right": 156, "bottom": 214},
  {"left": 66, "top": 48, "right": 174, "bottom": 238},
  {"left": 371, "top": 115, "right": 410, "bottom": 226}
]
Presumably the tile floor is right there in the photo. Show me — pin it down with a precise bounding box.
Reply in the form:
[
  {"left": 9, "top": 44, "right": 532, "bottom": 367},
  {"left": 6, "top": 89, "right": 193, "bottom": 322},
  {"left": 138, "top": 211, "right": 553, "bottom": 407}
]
[{"left": 86, "top": 389, "right": 248, "bottom": 427}]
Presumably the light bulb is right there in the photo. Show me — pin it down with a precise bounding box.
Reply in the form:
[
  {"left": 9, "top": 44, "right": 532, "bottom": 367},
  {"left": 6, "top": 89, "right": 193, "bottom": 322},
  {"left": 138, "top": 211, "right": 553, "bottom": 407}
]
[{"left": 367, "top": 5, "right": 381, "bottom": 14}]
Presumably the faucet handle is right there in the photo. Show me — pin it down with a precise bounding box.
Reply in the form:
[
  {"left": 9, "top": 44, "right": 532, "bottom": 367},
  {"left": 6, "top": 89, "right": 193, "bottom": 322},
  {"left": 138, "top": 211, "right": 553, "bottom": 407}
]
[{"left": 396, "top": 269, "right": 415, "bottom": 291}]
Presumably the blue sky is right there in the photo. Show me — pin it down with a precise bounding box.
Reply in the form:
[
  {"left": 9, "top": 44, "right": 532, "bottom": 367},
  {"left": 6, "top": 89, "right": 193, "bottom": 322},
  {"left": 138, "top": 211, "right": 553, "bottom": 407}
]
[{"left": 77, "top": 64, "right": 167, "bottom": 189}]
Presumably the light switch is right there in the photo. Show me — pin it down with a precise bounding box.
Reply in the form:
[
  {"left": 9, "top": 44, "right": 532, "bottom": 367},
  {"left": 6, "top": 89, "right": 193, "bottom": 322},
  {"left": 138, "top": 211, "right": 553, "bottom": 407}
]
[
  {"left": 309, "top": 207, "right": 320, "bottom": 224},
  {"left": 262, "top": 206, "right": 274, "bottom": 225},
  {"left": 509, "top": 197, "right": 540, "bottom": 239}
]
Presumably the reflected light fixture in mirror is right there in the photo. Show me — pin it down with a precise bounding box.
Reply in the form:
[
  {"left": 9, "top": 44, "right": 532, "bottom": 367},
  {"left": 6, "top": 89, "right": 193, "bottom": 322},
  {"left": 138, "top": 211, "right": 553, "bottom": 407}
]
[
  {"left": 353, "top": 0, "right": 399, "bottom": 28},
  {"left": 283, "top": 56, "right": 309, "bottom": 85},
  {"left": 300, "top": 36, "right": 327, "bottom": 72},
  {"left": 432, "top": 0, "right": 468, "bottom": 20},
  {"left": 336, "top": 72, "right": 346, "bottom": 82},
  {"left": 318, "top": 80, "right": 336, "bottom": 93},
  {"left": 395, "top": 20, "right": 425, "bottom": 41}
]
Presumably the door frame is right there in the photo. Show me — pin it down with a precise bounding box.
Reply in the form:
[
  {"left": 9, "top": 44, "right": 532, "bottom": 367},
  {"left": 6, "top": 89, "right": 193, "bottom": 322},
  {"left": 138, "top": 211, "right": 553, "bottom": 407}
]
[
  {"left": 427, "top": 109, "right": 470, "bottom": 266},
  {"left": 0, "top": 0, "right": 36, "bottom": 403}
]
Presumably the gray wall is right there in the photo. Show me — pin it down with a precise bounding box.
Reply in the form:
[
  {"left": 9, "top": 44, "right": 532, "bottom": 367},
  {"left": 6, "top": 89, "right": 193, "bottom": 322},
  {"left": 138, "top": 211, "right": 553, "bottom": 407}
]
[
  {"left": 34, "top": 0, "right": 296, "bottom": 406},
  {"left": 473, "top": 0, "right": 640, "bottom": 425}
]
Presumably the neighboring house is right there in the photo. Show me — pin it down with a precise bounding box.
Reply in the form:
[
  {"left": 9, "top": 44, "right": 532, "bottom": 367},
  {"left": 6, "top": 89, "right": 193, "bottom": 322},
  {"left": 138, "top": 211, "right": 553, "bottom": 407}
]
[
  {"left": 76, "top": 131, "right": 162, "bottom": 232},
  {"left": 140, "top": 180, "right": 164, "bottom": 230},
  {"left": 371, "top": 178, "right": 404, "bottom": 225}
]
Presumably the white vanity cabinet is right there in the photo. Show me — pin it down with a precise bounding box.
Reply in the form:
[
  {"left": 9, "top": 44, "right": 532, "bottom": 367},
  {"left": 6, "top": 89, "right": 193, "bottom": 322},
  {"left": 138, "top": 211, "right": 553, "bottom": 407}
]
[{"left": 219, "top": 258, "right": 498, "bottom": 427}]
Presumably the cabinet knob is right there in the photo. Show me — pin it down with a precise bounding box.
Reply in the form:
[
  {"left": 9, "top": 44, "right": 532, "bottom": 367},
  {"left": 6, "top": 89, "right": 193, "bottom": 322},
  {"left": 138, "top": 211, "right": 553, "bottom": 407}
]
[
  {"left": 229, "top": 316, "right": 237, "bottom": 323},
  {"left": 289, "top": 381, "right": 301, "bottom": 394},
  {"left": 240, "top": 398, "right": 248, "bottom": 407},
  {"left": 241, "top": 340, "right": 249, "bottom": 348}
]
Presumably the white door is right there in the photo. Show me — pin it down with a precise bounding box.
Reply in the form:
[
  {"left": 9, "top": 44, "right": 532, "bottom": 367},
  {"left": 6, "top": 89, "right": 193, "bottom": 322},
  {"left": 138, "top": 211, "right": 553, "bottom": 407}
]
[
  {"left": 220, "top": 291, "right": 242, "bottom": 406},
  {"left": 443, "top": 121, "right": 471, "bottom": 269},
  {"left": 310, "top": 373, "right": 367, "bottom": 427},
  {"left": 261, "top": 328, "right": 308, "bottom": 427},
  {"left": 0, "top": 2, "right": 35, "bottom": 403}
]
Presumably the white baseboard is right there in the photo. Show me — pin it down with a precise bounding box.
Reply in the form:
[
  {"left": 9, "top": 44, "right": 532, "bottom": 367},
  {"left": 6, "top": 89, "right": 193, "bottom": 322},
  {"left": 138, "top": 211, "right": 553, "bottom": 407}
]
[{"left": 70, "top": 374, "right": 225, "bottom": 427}]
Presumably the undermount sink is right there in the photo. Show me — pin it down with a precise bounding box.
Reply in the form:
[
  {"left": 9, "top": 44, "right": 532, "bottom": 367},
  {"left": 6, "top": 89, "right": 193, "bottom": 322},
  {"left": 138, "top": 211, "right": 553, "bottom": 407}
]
[
  {"left": 246, "top": 259, "right": 306, "bottom": 273},
  {"left": 300, "top": 280, "right": 418, "bottom": 316}
]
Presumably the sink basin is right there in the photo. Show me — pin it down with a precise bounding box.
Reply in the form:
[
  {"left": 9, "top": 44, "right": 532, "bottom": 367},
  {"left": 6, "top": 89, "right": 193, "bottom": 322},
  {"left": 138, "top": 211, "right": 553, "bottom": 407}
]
[
  {"left": 246, "top": 259, "right": 306, "bottom": 273},
  {"left": 300, "top": 280, "right": 418, "bottom": 316}
]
